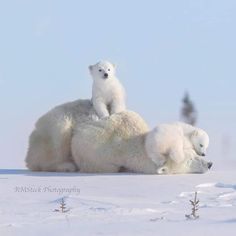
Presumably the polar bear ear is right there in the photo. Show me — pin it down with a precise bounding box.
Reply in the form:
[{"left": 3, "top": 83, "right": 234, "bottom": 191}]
[
  {"left": 112, "top": 63, "right": 116, "bottom": 69},
  {"left": 157, "top": 166, "right": 168, "bottom": 175},
  {"left": 88, "top": 65, "right": 93, "bottom": 73},
  {"left": 192, "top": 130, "right": 199, "bottom": 137}
]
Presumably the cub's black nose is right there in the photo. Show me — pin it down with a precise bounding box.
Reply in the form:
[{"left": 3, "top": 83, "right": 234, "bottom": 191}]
[
  {"left": 104, "top": 73, "right": 108, "bottom": 78},
  {"left": 202, "top": 153, "right": 206, "bottom": 156},
  {"left": 207, "top": 162, "right": 213, "bottom": 169}
]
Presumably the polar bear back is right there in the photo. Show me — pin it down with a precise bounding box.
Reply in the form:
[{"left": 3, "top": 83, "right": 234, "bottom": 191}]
[{"left": 71, "top": 111, "right": 155, "bottom": 173}]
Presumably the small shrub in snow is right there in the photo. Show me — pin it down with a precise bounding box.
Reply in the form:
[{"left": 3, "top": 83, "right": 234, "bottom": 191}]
[
  {"left": 54, "top": 198, "right": 69, "bottom": 213},
  {"left": 185, "top": 192, "right": 200, "bottom": 220}
]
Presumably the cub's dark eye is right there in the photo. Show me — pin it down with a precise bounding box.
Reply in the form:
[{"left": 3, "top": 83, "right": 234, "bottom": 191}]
[
  {"left": 99, "top": 69, "right": 102, "bottom": 72},
  {"left": 108, "top": 68, "right": 110, "bottom": 71},
  {"left": 200, "top": 144, "right": 203, "bottom": 147}
]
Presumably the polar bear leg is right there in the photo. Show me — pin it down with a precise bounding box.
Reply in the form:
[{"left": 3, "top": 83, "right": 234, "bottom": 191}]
[
  {"left": 169, "top": 142, "right": 185, "bottom": 164},
  {"left": 110, "top": 100, "right": 125, "bottom": 115},
  {"left": 153, "top": 153, "right": 166, "bottom": 167},
  {"left": 93, "top": 100, "right": 109, "bottom": 118},
  {"left": 183, "top": 148, "right": 198, "bottom": 159},
  {"left": 55, "top": 161, "right": 78, "bottom": 172}
]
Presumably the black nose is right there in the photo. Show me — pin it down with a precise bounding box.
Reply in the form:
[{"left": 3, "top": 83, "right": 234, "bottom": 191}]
[
  {"left": 202, "top": 153, "right": 205, "bottom": 157},
  {"left": 104, "top": 73, "right": 108, "bottom": 78},
  {"left": 207, "top": 162, "right": 213, "bottom": 169}
]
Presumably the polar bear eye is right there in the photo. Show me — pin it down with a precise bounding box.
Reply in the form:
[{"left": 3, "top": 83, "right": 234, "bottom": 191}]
[
  {"left": 200, "top": 144, "right": 203, "bottom": 147},
  {"left": 99, "top": 69, "right": 102, "bottom": 72},
  {"left": 108, "top": 68, "right": 110, "bottom": 71}
]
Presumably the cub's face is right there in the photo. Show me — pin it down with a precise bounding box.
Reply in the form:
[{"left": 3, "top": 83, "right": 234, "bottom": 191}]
[
  {"left": 157, "top": 156, "right": 212, "bottom": 175},
  {"left": 89, "top": 61, "right": 116, "bottom": 81},
  {"left": 191, "top": 130, "right": 209, "bottom": 157}
]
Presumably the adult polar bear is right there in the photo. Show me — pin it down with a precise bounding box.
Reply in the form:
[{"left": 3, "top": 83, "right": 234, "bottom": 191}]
[
  {"left": 26, "top": 99, "right": 211, "bottom": 174},
  {"left": 71, "top": 111, "right": 211, "bottom": 174}
]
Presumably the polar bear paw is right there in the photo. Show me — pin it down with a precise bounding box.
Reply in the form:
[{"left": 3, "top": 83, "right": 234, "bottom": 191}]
[{"left": 157, "top": 166, "right": 169, "bottom": 175}]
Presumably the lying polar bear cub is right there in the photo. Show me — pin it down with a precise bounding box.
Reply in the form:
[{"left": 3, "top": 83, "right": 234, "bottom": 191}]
[
  {"left": 71, "top": 111, "right": 212, "bottom": 174},
  {"left": 145, "top": 122, "right": 209, "bottom": 167},
  {"left": 89, "top": 61, "right": 126, "bottom": 118}
]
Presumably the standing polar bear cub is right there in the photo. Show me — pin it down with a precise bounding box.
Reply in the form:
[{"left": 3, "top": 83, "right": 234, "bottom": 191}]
[
  {"left": 145, "top": 122, "right": 210, "bottom": 167},
  {"left": 90, "top": 61, "right": 126, "bottom": 118}
]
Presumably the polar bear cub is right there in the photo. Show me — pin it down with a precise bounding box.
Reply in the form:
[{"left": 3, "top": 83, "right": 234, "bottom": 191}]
[
  {"left": 89, "top": 61, "right": 126, "bottom": 118},
  {"left": 176, "top": 122, "right": 209, "bottom": 156},
  {"left": 145, "top": 122, "right": 209, "bottom": 166}
]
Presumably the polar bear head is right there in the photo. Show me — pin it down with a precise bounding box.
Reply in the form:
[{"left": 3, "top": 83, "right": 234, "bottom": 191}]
[
  {"left": 157, "top": 156, "right": 213, "bottom": 175},
  {"left": 89, "top": 61, "right": 116, "bottom": 81},
  {"left": 190, "top": 129, "right": 209, "bottom": 156}
]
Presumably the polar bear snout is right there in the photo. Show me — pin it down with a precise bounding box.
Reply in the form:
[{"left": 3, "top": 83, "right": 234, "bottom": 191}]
[
  {"left": 207, "top": 162, "right": 213, "bottom": 169},
  {"left": 103, "top": 73, "right": 109, "bottom": 79},
  {"left": 201, "top": 153, "right": 206, "bottom": 156}
]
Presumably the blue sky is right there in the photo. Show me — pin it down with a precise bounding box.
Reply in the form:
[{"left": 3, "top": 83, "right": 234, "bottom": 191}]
[{"left": 0, "top": 0, "right": 235, "bottom": 168}]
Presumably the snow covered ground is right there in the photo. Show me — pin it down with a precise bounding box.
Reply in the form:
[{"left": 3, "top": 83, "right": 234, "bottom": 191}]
[{"left": 0, "top": 169, "right": 236, "bottom": 236}]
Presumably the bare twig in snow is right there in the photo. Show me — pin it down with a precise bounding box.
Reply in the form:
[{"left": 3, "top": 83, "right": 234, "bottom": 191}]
[
  {"left": 185, "top": 192, "right": 200, "bottom": 220},
  {"left": 54, "top": 197, "right": 69, "bottom": 213}
]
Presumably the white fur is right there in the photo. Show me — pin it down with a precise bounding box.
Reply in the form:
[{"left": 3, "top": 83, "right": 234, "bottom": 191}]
[
  {"left": 25, "top": 99, "right": 98, "bottom": 172},
  {"left": 156, "top": 149, "right": 211, "bottom": 175},
  {"left": 26, "top": 105, "right": 211, "bottom": 174},
  {"left": 90, "top": 61, "right": 126, "bottom": 118},
  {"left": 175, "top": 122, "right": 209, "bottom": 156},
  {"left": 145, "top": 122, "right": 210, "bottom": 167},
  {"left": 71, "top": 112, "right": 211, "bottom": 174}
]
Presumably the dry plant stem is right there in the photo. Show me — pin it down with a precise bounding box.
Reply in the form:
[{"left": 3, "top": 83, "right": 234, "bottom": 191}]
[
  {"left": 54, "top": 198, "right": 69, "bottom": 213},
  {"left": 60, "top": 198, "right": 66, "bottom": 213},
  {"left": 185, "top": 192, "right": 199, "bottom": 220}
]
